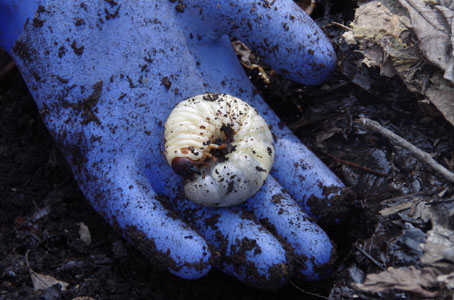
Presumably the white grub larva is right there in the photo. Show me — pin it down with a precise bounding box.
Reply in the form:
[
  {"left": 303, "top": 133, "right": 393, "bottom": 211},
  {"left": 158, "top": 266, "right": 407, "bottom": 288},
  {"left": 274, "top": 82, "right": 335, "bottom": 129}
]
[{"left": 164, "top": 93, "right": 274, "bottom": 207}]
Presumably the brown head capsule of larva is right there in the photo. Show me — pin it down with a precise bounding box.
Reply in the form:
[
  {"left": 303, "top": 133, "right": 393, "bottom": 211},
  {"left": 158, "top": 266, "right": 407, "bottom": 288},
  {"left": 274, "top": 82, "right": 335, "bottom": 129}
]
[{"left": 164, "top": 93, "right": 274, "bottom": 207}]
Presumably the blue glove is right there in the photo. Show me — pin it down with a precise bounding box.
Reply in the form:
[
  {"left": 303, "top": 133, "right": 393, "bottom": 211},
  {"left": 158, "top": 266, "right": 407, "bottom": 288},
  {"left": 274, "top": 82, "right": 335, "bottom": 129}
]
[{"left": 1, "top": 0, "right": 346, "bottom": 289}]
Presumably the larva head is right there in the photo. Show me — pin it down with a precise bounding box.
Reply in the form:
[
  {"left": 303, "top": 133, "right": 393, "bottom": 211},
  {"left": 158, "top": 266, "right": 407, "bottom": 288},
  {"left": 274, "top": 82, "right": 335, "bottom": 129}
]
[
  {"left": 164, "top": 93, "right": 274, "bottom": 207},
  {"left": 171, "top": 157, "right": 201, "bottom": 179}
]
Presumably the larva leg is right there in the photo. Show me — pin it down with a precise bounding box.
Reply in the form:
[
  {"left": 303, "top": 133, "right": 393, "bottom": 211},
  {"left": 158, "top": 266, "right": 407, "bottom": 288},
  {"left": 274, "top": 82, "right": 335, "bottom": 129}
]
[{"left": 207, "top": 143, "right": 226, "bottom": 150}]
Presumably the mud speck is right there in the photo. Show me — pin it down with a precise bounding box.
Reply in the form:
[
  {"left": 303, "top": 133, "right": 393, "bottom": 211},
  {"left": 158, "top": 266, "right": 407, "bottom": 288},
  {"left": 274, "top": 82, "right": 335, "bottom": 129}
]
[
  {"left": 70, "top": 40, "right": 84, "bottom": 56},
  {"left": 161, "top": 76, "right": 172, "bottom": 90}
]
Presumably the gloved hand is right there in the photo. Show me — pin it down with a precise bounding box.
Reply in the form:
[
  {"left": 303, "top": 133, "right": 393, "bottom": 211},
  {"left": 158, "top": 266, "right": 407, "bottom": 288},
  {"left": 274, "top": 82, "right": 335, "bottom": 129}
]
[{"left": 1, "top": 0, "right": 347, "bottom": 289}]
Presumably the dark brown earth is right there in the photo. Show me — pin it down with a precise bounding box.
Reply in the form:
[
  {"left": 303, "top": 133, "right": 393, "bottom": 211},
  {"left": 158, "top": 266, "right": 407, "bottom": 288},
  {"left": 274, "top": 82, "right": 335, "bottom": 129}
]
[{"left": 2, "top": 1, "right": 454, "bottom": 299}]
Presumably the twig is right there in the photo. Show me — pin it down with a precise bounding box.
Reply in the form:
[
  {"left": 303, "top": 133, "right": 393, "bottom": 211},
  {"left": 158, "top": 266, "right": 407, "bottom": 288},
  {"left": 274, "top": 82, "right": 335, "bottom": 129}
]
[
  {"left": 379, "top": 200, "right": 415, "bottom": 216},
  {"left": 0, "top": 60, "right": 16, "bottom": 78},
  {"left": 324, "top": 152, "right": 390, "bottom": 177},
  {"left": 24, "top": 249, "right": 31, "bottom": 268},
  {"left": 354, "top": 245, "right": 386, "bottom": 271},
  {"left": 330, "top": 21, "right": 352, "bottom": 31},
  {"left": 357, "top": 117, "right": 454, "bottom": 183},
  {"left": 10, "top": 187, "right": 47, "bottom": 196},
  {"left": 289, "top": 281, "right": 329, "bottom": 300}
]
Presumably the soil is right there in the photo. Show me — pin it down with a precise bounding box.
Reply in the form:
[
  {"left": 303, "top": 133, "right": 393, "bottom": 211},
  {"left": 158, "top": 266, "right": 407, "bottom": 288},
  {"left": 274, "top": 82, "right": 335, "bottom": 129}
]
[{"left": 2, "top": 1, "right": 454, "bottom": 299}]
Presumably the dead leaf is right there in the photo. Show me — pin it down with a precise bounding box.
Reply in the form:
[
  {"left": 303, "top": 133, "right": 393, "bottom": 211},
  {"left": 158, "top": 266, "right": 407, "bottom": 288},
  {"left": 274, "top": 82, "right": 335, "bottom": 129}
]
[
  {"left": 30, "top": 270, "right": 69, "bottom": 292},
  {"left": 354, "top": 266, "right": 440, "bottom": 298},
  {"left": 25, "top": 251, "right": 69, "bottom": 292},
  {"left": 232, "top": 40, "right": 254, "bottom": 66},
  {"left": 409, "top": 201, "right": 432, "bottom": 223},
  {"left": 345, "top": 0, "right": 418, "bottom": 72},
  {"left": 379, "top": 192, "right": 430, "bottom": 216},
  {"left": 345, "top": 0, "right": 454, "bottom": 127},
  {"left": 421, "top": 223, "right": 454, "bottom": 265},
  {"left": 398, "top": 0, "right": 454, "bottom": 83},
  {"left": 437, "top": 272, "right": 454, "bottom": 290},
  {"left": 79, "top": 222, "right": 92, "bottom": 246},
  {"left": 315, "top": 127, "right": 342, "bottom": 143},
  {"left": 379, "top": 200, "right": 414, "bottom": 216},
  {"left": 424, "top": 82, "right": 454, "bottom": 127},
  {"left": 436, "top": 4, "right": 454, "bottom": 83}
]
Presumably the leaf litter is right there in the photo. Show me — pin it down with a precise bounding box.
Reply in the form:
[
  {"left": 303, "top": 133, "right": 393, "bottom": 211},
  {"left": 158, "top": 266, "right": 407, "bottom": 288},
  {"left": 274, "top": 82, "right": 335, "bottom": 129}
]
[
  {"left": 25, "top": 250, "right": 69, "bottom": 292},
  {"left": 343, "top": 0, "right": 454, "bottom": 126},
  {"left": 353, "top": 194, "right": 454, "bottom": 298}
]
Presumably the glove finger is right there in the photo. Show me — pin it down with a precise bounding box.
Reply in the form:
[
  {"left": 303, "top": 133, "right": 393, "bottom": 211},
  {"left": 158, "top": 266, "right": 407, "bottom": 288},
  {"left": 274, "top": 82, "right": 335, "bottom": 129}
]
[
  {"left": 173, "top": 198, "right": 292, "bottom": 290},
  {"left": 0, "top": 0, "right": 43, "bottom": 52},
  {"left": 255, "top": 102, "right": 350, "bottom": 224},
  {"left": 240, "top": 85, "right": 350, "bottom": 221},
  {"left": 240, "top": 176, "right": 335, "bottom": 280},
  {"left": 80, "top": 157, "right": 212, "bottom": 279},
  {"left": 269, "top": 133, "right": 353, "bottom": 223},
  {"left": 175, "top": 0, "right": 336, "bottom": 85}
]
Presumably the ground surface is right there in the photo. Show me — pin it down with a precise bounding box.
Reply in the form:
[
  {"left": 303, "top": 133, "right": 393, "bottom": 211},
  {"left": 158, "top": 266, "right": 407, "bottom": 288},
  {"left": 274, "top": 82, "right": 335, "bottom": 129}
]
[{"left": 2, "top": 1, "right": 454, "bottom": 299}]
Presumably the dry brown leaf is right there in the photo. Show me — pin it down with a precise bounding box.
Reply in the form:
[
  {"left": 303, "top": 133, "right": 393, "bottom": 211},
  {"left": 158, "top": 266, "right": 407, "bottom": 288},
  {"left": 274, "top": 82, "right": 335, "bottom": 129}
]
[
  {"left": 232, "top": 40, "right": 254, "bottom": 66},
  {"left": 436, "top": 4, "right": 454, "bottom": 82},
  {"left": 409, "top": 201, "right": 432, "bottom": 223},
  {"left": 345, "top": 0, "right": 454, "bottom": 127},
  {"left": 424, "top": 81, "right": 454, "bottom": 127},
  {"left": 397, "top": 0, "right": 454, "bottom": 125},
  {"left": 421, "top": 223, "right": 454, "bottom": 265},
  {"left": 29, "top": 269, "right": 69, "bottom": 292},
  {"left": 345, "top": 0, "right": 418, "bottom": 74},
  {"left": 437, "top": 272, "right": 454, "bottom": 290},
  {"left": 398, "top": 0, "right": 454, "bottom": 83},
  {"left": 354, "top": 266, "right": 440, "bottom": 298},
  {"left": 315, "top": 127, "right": 342, "bottom": 143},
  {"left": 379, "top": 200, "right": 414, "bottom": 216},
  {"left": 25, "top": 250, "right": 69, "bottom": 292}
]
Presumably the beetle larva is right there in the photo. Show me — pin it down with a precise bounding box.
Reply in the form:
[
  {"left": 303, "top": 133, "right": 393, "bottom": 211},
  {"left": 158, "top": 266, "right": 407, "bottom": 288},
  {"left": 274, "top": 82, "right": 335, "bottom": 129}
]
[{"left": 164, "top": 93, "right": 274, "bottom": 207}]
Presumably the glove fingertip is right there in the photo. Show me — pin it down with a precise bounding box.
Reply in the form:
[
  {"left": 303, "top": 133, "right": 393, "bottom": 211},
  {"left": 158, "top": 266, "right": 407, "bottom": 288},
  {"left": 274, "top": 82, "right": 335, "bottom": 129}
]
[{"left": 168, "top": 250, "right": 212, "bottom": 280}]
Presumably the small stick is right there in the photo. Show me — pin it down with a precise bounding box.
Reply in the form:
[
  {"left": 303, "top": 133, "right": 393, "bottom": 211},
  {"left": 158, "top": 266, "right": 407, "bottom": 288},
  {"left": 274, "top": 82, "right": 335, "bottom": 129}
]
[
  {"left": 0, "top": 60, "right": 16, "bottom": 78},
  {"left": 357, "top": 117, "right": 454, "bottom": 183},
  {"left": 355, "top": 245, "right": 386, "bottom": 271},
  {"left": 324, "top": 152, "right": 390, "bottom": 177},
  {"left": 330, "top": 21, "right": 352, "bottom": 31},
  {"left": 289, "top": 281, "right": 329, "bottom": 300}
]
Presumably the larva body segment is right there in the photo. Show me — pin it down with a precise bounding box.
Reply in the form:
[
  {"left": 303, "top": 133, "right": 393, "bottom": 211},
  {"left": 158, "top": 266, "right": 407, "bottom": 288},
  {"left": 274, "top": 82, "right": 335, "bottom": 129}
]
[{"left": 164, "top": 93, "right": 274, "bottom": 207}]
